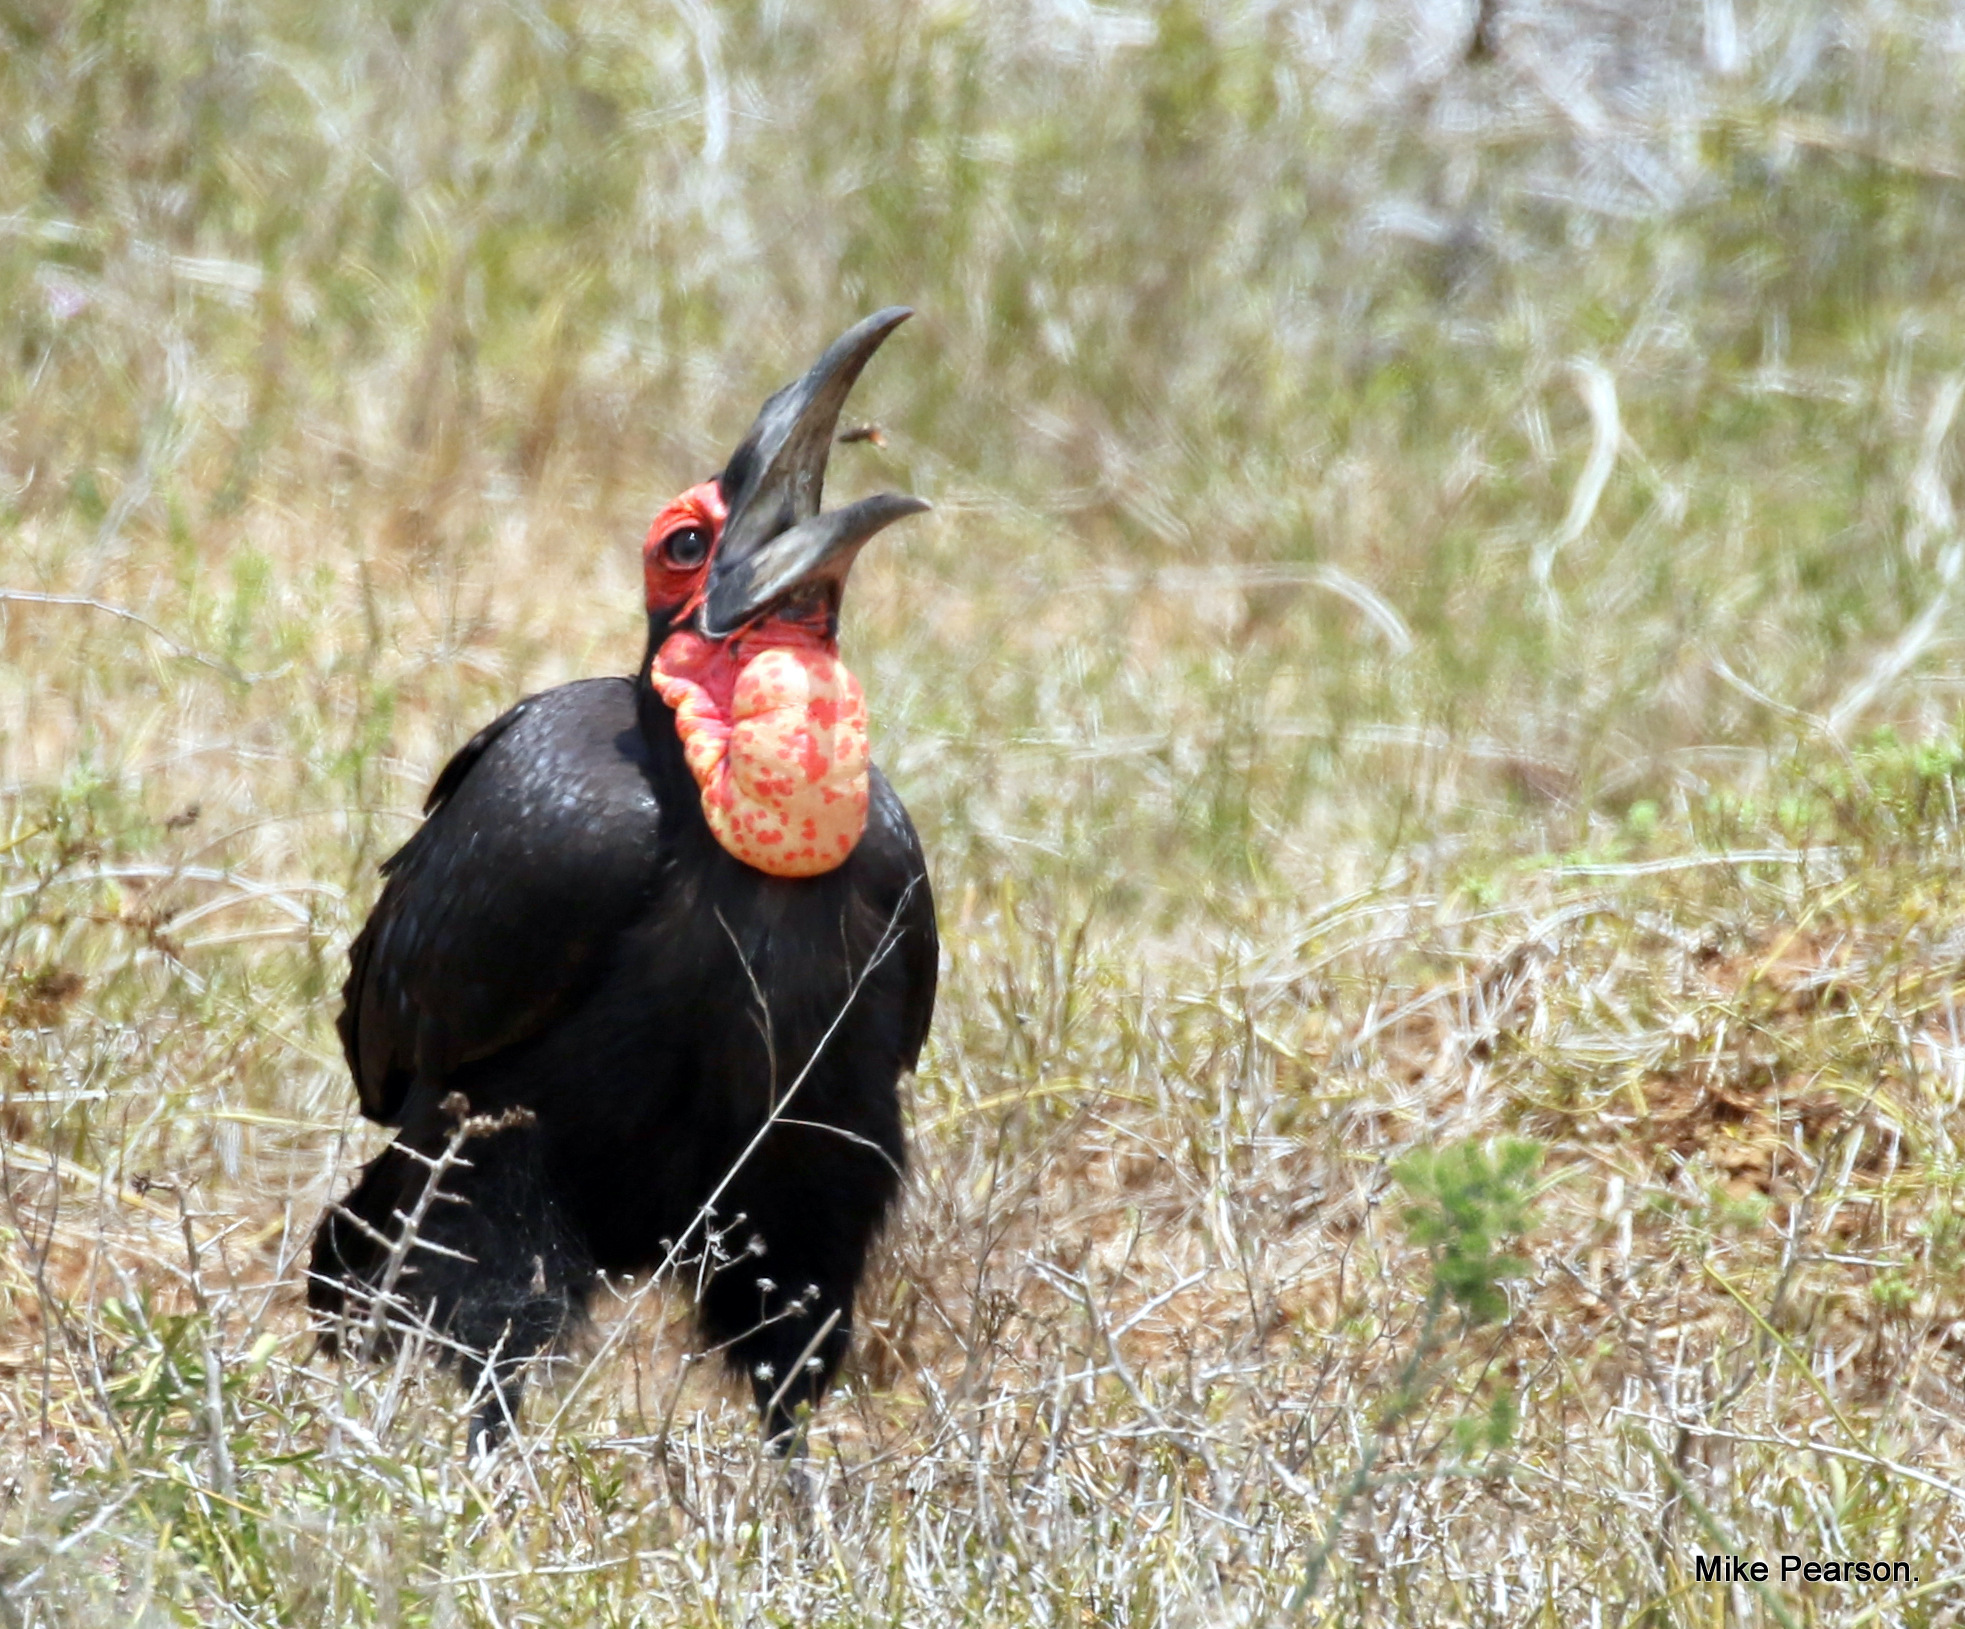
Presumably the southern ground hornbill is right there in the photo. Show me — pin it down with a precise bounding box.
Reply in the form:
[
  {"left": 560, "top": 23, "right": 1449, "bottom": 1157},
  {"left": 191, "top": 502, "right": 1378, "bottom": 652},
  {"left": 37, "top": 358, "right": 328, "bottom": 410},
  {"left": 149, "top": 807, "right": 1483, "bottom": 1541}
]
[{"left": 308, "top": 311, "right": 938, "bottom": 1448}]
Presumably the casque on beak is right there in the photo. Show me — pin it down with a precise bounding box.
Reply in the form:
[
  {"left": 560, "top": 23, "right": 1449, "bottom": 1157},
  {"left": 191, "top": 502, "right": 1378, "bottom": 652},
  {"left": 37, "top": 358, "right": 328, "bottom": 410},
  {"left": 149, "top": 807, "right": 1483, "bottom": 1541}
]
[{"left": 700, "top": 308, "right": 930, "bottom": 640}]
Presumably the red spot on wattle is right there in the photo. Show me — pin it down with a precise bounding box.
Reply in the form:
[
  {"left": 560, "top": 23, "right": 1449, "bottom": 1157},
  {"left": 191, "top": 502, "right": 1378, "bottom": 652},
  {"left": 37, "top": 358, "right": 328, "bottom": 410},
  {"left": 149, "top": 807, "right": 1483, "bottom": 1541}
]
[
  {"left": 649, "top": 625, "right": 870, "bottom": 878},
  {"left": 797, "top": 729, "right": 829, "bottom": 785}
]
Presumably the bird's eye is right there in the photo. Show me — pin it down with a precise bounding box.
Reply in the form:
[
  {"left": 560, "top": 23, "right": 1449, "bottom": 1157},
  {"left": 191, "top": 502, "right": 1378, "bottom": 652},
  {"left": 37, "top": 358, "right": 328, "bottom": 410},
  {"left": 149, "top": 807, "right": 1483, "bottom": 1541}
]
[{"left": 663, "top": 525, "right": 710, "bottom": 568}]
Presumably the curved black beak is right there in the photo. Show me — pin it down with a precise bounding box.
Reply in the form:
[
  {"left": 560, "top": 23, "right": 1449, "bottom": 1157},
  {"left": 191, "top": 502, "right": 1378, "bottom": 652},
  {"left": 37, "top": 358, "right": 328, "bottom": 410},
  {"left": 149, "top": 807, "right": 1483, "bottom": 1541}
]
[{"left": 702, "top": 308, "right": 929, "bottom": 639}]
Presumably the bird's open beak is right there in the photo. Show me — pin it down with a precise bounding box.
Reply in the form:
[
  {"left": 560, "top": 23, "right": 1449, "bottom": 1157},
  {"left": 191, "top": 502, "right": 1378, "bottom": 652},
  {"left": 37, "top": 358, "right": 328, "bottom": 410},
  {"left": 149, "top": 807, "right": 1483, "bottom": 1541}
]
[{"left": 700, "top": 308, "right": 929, "bottom": 639}]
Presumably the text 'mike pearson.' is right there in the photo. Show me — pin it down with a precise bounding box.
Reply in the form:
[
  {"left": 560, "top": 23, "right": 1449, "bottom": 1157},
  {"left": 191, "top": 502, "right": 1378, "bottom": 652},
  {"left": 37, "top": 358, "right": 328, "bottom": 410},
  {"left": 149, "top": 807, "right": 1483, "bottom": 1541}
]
[{"left": 308, "top": 311, "right": 939, "bottom": 1451}]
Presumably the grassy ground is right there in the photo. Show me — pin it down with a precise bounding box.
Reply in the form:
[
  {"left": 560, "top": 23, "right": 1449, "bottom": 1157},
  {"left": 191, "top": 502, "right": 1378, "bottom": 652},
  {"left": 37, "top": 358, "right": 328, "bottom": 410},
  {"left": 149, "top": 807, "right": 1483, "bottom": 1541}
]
[{"left": 4, "top": 0, "right": 1965, "bottom": 1622}]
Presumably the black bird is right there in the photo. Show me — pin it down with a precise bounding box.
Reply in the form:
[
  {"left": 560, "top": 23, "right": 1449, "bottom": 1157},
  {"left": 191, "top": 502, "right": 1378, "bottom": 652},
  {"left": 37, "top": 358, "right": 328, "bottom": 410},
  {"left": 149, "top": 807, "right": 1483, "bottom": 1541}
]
[{"left": 309, "top": 311, "right": 938, "bottom": 1449}]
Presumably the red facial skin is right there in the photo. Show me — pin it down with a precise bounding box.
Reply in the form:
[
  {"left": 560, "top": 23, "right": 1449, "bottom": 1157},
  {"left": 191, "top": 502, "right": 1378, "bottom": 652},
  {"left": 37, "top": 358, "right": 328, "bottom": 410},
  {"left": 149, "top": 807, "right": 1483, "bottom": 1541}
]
[
  {"left": 643, "top": 481, "right": 873, "bottom": 878},
  {"left": 643, "top": 481, "right": 728, "bottom": 625}
]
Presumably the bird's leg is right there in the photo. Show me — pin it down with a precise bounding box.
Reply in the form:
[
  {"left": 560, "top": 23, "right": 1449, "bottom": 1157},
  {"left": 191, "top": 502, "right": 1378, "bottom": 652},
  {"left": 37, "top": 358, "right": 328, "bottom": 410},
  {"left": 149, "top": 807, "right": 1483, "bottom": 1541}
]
[
  {"left": 467, "top": 1359, "right": 526, "bottom": 1458},
  {"left": 762, "top": 1397, "right": 813, "bottom": 1457},
  {"left": 700, "top": 1135, "right": 897, "bottom": 1448},
  {"left": 321, "top": 1118, "right": 595, "bottom": 1456},
  {"left": 700, "top": 1264, "right": 854, "bottom": 1447},
  {"left": 756, "top": 1300, "right": 845, "bottom": 1449}
]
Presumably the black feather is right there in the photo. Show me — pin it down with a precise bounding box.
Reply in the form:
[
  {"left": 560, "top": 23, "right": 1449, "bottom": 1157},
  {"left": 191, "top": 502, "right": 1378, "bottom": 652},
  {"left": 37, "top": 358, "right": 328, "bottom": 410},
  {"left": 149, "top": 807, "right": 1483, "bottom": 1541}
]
[{"left": 312, "top": 664, "right": 938, "bottom": 1446}]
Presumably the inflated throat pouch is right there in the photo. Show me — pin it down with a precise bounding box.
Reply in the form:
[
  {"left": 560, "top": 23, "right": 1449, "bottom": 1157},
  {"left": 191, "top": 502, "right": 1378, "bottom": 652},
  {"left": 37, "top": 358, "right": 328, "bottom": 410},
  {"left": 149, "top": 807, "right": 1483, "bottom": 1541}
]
[{"left": 650, "top": 628, "right": 871, "bottom": 877}]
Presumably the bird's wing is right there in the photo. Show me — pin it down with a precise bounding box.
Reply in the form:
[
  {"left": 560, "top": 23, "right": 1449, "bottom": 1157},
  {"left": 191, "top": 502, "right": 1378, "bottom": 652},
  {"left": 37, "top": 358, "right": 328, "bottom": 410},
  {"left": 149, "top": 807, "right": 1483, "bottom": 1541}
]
[
  {"left": 418, "top": 699, "right": 532, "bottom": 817},
  {"left": 338, "top": 677, "right": 668, "bottom": 1125}
]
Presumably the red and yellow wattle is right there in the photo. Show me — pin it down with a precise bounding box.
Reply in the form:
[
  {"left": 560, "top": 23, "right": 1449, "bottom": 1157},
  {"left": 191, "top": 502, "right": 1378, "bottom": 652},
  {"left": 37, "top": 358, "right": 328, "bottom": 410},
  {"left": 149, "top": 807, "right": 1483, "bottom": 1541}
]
[{"left": 650, "top": 628, "right": 871, "bottom": 878}]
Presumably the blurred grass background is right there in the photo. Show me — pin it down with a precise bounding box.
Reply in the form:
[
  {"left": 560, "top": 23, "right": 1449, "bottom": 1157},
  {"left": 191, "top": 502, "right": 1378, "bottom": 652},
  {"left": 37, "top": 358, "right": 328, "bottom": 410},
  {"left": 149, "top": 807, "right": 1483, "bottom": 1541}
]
[{"left": 4, "top": 1, "right": 1965, "bottom": 1624}]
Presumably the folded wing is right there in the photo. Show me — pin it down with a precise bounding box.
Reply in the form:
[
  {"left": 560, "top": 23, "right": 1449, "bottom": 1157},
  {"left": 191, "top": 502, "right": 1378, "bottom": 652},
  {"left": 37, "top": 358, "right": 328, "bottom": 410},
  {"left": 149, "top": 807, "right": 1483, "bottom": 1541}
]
[{"left": 337, "top": 678, "right": 669, "bottom": 1125}]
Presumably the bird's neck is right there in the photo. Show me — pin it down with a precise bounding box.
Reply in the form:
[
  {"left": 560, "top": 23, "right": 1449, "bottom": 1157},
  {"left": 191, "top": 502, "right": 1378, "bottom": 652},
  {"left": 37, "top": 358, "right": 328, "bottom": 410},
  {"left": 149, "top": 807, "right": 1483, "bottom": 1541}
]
[{"left": 635, "top": 622, "right": 701, "bottom": 803}]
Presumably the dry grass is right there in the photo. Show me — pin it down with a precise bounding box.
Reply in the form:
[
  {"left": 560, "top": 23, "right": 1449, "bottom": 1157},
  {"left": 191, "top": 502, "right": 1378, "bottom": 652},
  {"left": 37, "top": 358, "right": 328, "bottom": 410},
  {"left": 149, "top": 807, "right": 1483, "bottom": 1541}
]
[{"left": 5, "top": 0, "right": 1965, "bottom": 1623}]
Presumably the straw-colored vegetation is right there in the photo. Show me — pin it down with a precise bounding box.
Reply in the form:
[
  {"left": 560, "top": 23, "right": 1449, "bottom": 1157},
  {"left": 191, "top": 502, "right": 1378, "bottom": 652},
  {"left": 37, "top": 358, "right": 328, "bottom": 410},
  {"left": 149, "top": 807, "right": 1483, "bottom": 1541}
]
[{"left": 4, "top": 1, "right": 1965, "bottom": 1622}]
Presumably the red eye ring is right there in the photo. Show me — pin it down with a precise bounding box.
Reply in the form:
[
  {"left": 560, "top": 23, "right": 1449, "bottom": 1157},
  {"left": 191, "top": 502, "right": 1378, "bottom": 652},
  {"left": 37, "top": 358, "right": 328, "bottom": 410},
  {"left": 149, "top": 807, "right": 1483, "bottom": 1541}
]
[
  {"left": 644, "top": 481, "right": 726, "bottom": 619},
  {"left": 664, "top": 525, "right": 710, "bottom": 568}
]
